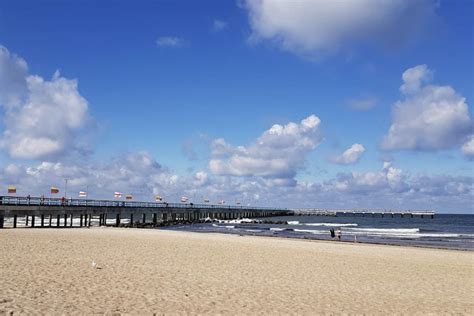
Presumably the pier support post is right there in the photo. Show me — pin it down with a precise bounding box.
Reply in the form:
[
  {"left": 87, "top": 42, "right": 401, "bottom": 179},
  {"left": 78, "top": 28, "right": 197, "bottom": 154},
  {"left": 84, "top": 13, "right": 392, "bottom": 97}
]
[
  {"left": 153, "top": 213, "right": 157, "bottom": 226},
  {"left": 130, "top": 213, "right": 134, "bottom": 227},
  {"left": 13, "top": 215, "right": 17, "bottom": 228},
  {"left": 0, "top": 214, "right": 4, "bottom": 228},
  {"left": 41, "top": 214, "right": 45, "bottom": 227},
  {"left": 142, "top": 213, "right": 146, "bottom": 224},
  {"left": 26, "top": 215, "right": 29, "bottom": 227},
  {"left": 57, "top": 215, "right": 60, "bottom": 227},
  {"left": 85, "top": 214, "right": 88, "bottom": 226},
  {"left": 64, "top": 214, "right": 68, "bottom": 227},
  {"left": 70, "top": 214, "right": 73, "bottom": 227},
  {"left": 116, "top": 214, "right": 121, "bottom": 227},
  {"left": 49, "top": 215, "right": 52, "bottom": 227},
  {"left": 80, "top": 215, "right": 83, "bottom": 227},
  {"left": 31, "top": 215, "right": 35, "bottom": 228},
  {"left": 88, "top": 214, "right": 91, "bottom": 227}
]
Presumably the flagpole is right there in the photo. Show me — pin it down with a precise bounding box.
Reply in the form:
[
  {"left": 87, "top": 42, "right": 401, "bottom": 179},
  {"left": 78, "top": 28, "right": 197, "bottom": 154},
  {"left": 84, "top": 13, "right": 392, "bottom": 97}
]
[{"left": 64, "top": 178, "right": 68, "bottom": 199}]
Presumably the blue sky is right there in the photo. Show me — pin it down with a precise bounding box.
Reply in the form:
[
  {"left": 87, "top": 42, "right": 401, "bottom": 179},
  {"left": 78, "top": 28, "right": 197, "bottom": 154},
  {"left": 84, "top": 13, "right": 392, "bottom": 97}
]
[{"left": 0, "top": 0, "right": 472, "bottom": 212}]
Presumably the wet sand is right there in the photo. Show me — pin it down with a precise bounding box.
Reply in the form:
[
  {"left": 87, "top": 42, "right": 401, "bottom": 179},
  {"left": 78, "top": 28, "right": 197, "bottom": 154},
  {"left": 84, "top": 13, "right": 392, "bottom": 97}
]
[{"left": 0, "top": 228, "right": 472, "bottom": 314}]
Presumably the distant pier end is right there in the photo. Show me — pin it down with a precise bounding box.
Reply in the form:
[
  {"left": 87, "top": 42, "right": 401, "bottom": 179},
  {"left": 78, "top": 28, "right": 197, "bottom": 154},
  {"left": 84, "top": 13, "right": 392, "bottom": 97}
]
[{"left": 291, "top": 208, "right": 435, "bottom": 218}]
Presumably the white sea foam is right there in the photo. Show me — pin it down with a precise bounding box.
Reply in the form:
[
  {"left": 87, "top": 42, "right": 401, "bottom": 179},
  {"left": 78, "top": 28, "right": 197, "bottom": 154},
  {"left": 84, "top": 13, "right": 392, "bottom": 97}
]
[
  {"left": 270, "top": 227, "right": 285, "bottom": 232},
  {"left": 305, "top": 223, "right": 358, "bottom": 227},
  {"left": 218, "top": 218, "right": 254, "bottom": 224},
  {"left": 293, "top": 229, "right": 326, "bottom": 234},
  {"left": 345, "top": 228, "right": 420, "bottom": 234},
  {"left": 287, "top": 221, "right": 300, "bottom": 225},
  {"left": 212, "top": 224, "right": 235, "bottom": 229}
]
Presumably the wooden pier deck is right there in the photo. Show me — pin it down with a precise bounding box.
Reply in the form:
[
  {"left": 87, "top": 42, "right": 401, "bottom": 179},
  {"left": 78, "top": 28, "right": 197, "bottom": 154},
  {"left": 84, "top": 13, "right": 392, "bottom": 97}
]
[{"left": 0, "top": 196, "right": 291, "bottom": 228}]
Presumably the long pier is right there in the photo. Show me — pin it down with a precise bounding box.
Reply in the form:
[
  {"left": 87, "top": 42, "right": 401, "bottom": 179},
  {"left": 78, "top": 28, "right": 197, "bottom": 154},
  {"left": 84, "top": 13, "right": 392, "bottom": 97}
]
[
  {"left": 0, "top": 196, "right": 291, "bottom": 228},
  {"left": 292, "top": 208, "right": 435, "bottom": 218}
]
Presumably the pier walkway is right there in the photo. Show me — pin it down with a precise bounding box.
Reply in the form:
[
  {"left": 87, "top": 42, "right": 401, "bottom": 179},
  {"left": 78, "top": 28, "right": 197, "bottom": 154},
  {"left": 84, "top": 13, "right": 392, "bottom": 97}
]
[{"left": 0, "top": 196, "right": 291, "bottom": 228}]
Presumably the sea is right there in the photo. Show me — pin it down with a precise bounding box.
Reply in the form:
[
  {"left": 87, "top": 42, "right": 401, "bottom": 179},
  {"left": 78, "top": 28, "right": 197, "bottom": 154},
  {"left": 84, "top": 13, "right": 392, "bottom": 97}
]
[{"left": 163, "top": 214, "right": 474, "bottom": 251}]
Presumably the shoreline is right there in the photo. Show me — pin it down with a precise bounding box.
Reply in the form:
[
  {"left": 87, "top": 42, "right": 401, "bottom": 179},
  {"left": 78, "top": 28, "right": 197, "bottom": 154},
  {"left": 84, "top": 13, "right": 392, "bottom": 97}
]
[
  {"left": 163, "top": 226, "right": 474, "bottom": 252},
  {"left": 2, "top": 224, "right": 473, "bottom": 252}
]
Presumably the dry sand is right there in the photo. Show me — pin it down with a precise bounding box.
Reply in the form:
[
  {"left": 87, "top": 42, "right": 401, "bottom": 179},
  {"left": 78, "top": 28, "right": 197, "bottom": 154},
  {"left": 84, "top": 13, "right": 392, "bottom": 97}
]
[{"left": 0, "top": 228, "right": 472, "bottom": 314}]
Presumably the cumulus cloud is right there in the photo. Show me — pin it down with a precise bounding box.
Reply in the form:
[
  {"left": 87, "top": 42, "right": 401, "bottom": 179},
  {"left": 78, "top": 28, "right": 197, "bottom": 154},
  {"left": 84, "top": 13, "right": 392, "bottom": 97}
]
[
  {"left": 0, "top": 152, "right": 178, "bottom": 200},
  {"left": 2, "top": 157, "right": 472, "bottom": 212},
  {"left": 382, "top": 65, "right": 472, "bottom": 152},
  {"left": 213, "top": 19, "right": 228, "bottom": 32},
  {"left": 0, "top": 46, "right": 28, "bottom": 108},
  {"left": 209, "top": 115, "right": 322, "bottom": 180},
  {"left": 331, "top": 143, "right": 365, "bottom": 165},
  {"left": 329, "top": 162, "right": 408, "bottom": 194},
  {"left": 399, "top": 64, "right": 433, "bottom": 94},
  {"left": 461, "top": 135, "right": 474, "bottom": 158},
  {"left": 0, "top": 45, "right": 92, "bottom": 160},
  {"left": 242, "top": 0, "right": 437, "bottom": 59},
  {"left": 156, "top": 36, "right": 187, "bottom": 47}
]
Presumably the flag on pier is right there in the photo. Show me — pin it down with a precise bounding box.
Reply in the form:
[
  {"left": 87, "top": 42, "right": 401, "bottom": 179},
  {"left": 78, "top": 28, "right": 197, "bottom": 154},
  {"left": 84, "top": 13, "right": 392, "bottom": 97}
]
[
  {"left": 114, "top": 192, "right": 122, "bottom": 198},
  {"left": 181, "top": 196, "right": 188, "bottom": 203},
  {"left": 79, "top": 191, "right": 87, "bottom": 198},
  {"left": 126, "top": 194, "right": 133, "bottom": 200},
  {"left": 51, "top": 187, "right": 59, "bottom": 194},
  {"left": 7, "top": 186, "right": 16, "bottom": 194}
]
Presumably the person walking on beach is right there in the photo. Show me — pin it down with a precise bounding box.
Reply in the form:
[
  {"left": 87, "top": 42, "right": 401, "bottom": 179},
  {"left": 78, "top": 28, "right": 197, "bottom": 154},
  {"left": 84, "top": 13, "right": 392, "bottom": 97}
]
[
  {"left": 336, "top": 229, "right": 342, "bottom": 240},
  {"left": 330, "top": 228, "right": 335, "bottom": 239}
]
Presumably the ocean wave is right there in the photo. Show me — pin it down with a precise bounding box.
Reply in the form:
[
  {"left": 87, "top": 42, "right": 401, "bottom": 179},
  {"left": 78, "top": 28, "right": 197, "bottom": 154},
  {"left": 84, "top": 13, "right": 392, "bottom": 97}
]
[
  {"left": 212, "top": 224, "right": 235, "bottom": 229},
  {"left": 305, "top": 223, "right": 358, "bottom": 227},
  {"left": 293, "top": 229, "right": 326, "bottom": 234},
  {"left": 345, "top": 228, "right": 420, "bottom": 233},
  {"left": 270, "top": 227, "right": 286, "bottom": 232},
  {"left": 217, "top": 218, "right": 254, "bottom": 224},
  {"left": 287, "top": 221, "right": 300, "bottom": 225}
]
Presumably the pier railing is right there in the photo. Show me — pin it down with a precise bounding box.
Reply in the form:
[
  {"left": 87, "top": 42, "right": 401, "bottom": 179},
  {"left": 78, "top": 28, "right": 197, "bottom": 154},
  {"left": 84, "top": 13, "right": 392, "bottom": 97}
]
[{"left": 0, "top": 195, "right": 284, "bottom": 211}]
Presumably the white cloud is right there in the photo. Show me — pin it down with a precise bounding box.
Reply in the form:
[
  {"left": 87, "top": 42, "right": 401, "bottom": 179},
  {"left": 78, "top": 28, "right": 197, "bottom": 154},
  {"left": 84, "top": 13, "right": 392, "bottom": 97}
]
[
  {"left": 399, "top": 64, "right": 433, "bottom": 94},
  {"left": 156, "top": 36, "right": 187, "bottom": 47},
  {"left": 209, "top": 115, "right": 322, "bottom": 180},
  {"left": 382, "top": 65, "right": 472, "bottom": 151},
  {"left": 331, "top": 143, "right": 365, "bottom": 165},
  {"left": 329, "top": 162, "right": 408, "bottom": 194},
  {"left": 2, "top": 157, "right": 472, "bottom": 212},
  {"left": 461, "top": 135, "right": 474, "bottom": 158},
  {"left": 0, "top": 46, "right": 28, "bottom": 108},
  {"left": 0, "top": 45, "right": 92, "bottom": 160},
  {"left": 242, "top": 0, "right": 437, "bottom": 59},
  {"left": 213, "top": 19, "right": 228, "bottom": 32}
]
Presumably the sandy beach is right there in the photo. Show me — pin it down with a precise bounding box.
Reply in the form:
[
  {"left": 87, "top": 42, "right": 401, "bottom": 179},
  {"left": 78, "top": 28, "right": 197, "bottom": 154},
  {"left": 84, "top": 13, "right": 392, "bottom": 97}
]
[{"left": 0, "top": 228, "right": 472, "bottom": 314}]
